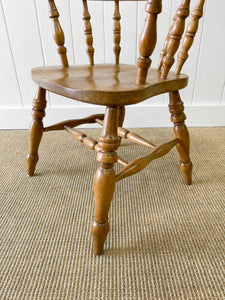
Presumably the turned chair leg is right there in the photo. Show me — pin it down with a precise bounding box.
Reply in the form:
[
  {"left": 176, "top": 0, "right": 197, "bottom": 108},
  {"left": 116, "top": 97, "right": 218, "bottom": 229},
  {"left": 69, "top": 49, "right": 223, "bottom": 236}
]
[
  {"left": 118, "top": 106, "right": 125, "bottom": 127},
  {"left": 118, "top": 106, "right": 125, "bottom": 144},
  {"left": 169, "top": 91, "right": 193, "bottom": 184},
  {"left": 27, "top": 87, "right": 47, "bottom": 176},
  {"left": 91, "top": 106, "right": 120, "bottom": 255}
]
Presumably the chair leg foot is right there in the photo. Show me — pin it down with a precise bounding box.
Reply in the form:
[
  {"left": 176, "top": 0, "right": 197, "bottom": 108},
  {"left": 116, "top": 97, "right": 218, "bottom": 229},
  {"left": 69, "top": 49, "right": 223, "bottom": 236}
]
[
  {"left": 27, "top": 154, "right": 39, "bottom": 176},
  {"left": 27, "top": 87, "right": 46, "bottom": 176},
  {"left": 180, "top": 161, "right": 193, "bottom": 185},
  {"left": 169, "top": 91, "right": 193, "bottom": 184},
  {"left": 91, "top": 220, "right": 109, "bottom": 255}
]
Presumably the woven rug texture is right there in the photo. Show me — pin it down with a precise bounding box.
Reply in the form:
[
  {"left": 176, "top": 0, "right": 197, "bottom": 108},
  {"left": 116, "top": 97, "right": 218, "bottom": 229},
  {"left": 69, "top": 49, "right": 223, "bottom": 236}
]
[{"left": 0, "top": 127, "right": 224, "bottom": 299}]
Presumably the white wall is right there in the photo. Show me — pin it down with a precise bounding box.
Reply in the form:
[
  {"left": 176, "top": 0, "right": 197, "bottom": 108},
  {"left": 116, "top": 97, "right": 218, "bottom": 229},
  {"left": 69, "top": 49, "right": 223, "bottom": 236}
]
[{"left": 0, "top": 0, "right": 224, "bottom": 129}]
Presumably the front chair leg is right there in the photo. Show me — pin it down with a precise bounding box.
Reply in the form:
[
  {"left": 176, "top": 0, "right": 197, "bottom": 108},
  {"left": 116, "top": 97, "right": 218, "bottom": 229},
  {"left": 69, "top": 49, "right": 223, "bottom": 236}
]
[
  {"left": 91, "top": 106, "right": 120, "bottom": 255},
  {"left": 27, "top": 87, "right": 47, "bottom": 176},
  {"left": 169, "top": 91, "right": 193, "bottom": 184}
]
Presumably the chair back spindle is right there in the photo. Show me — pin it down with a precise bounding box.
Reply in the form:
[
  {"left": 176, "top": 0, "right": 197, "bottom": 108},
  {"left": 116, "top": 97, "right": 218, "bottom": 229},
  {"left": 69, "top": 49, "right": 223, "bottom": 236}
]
[
  {"left": 82, "top": 0, "right": 95, "bottom": 65},
  {"left": 136, "top": 0, "right": 162, "bottom": 85},
  {"left": 175, "top": 0, "right": 205, "bottom": 75},
  {"left": 161, "top": 0, "right": 190, "bottom": 79},
  {"left": 113, "top": 1, "right": 121, "bottom": 65},
  {"left": 158, "top": 15, "right": 177, "bottom": 71},
  {"left": 47, "top": 0, "right": 205, "bottom": 83},
  {"left": 48, "top": 0, "right": 69, "bottom": 67}
]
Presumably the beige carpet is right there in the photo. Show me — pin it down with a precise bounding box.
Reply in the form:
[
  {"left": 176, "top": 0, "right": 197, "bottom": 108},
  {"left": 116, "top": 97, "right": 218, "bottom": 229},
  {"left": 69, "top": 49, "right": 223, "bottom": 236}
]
[{"left": 0, "top": 127, "right": 224, "bottom": 299}]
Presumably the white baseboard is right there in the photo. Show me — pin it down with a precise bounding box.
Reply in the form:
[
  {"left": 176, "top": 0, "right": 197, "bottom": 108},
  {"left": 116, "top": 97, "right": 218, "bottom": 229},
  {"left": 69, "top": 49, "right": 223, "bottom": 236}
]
[{"left": 0, "top": 105, "right": 224, "bottom": 129}]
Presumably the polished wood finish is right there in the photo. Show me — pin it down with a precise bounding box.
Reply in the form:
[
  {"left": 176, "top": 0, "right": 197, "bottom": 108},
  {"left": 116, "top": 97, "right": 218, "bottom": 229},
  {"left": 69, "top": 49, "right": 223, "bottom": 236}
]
[
  {"left": 116, "top": 138, "right": 179, "bottom": 182},
  {"left": 83, "top": 0, "right": 95, "bottom": 65},
  {"left": 169, "top": 91, "right": 193, "bottom": 184},
  {"left": 113, "top": 1, "right": 121, "bottom": 64},
  {"left": 158, "top": 15, "right": 177, "bottom": 71},
  {"left": 96, "top": 118, "right": 156, "bottom": 149},
  {"left": 65, "top": 126, "right": 98, "bottom": 150},
  {"left": 175, "top": 0, "right": 205, "bottom": 75},
  {"left": 118, "top": 106, "right": 125, "bottom": 127},
  {"left": 32, "top": 65, "right": 188, "bottom": 106},
  {"left": 27, "top": 87, "right": 46, "bottom": 176},
  {"left": 44, "top": 114, "right": 104, "bottom": 132},
  {"left": 48, "top": 0, "right": 68, "bottom": 67},
  {"left": 92, "top": 107, "right": 120, "bottom": 255},
  {"left": 27, "top": 0, "right": 207, "bottom": 254},
  {"left": 161, "top": 0, "right": 190, "bottom": 79},
  {"left": 136, "top": 0, "right": 162, "bottom": 85}
]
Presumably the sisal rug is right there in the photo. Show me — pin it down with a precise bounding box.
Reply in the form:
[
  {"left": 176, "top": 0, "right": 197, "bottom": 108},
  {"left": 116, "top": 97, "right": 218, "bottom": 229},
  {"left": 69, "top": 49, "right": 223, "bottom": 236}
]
[{"left": 0, "top": 127, "right": 224, "bottom": 299}]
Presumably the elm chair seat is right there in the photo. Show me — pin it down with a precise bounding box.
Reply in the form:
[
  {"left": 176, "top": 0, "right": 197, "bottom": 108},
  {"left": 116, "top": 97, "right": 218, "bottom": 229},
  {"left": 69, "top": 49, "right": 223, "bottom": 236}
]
[{"left": 32, "top": 65, "right": 188, "bottom": 106}]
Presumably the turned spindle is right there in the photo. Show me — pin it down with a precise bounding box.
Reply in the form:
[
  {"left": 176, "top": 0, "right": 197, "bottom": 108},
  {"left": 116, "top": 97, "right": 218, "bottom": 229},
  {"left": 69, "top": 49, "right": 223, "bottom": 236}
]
[
  {"left": 161, "top": 0, "right": 190, "bottom": 79},
  {"left": 158, "top": 15, "right": 177, "bottom": 71},
  {"left": 136, "top": 0, "right": 162, "bottom": 85},
  {"left": 83, "top": 0, "right": 95, "bottom": 65},
  {"left": 113, "top": 1, "right": 121, "bottom": 65},
  {"left": 48, "top": 0, "right": 68, "bottom": 67},
  {"left": 175, "top": 0, "right": 205, "bottom": 75}
]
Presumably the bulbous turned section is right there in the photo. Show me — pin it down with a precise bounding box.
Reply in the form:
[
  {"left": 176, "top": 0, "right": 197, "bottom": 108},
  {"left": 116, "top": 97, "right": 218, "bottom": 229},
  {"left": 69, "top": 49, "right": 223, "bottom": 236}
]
[
  {"left": 136, "top": 0, "right": 162, "bottom": 85},
  {"left": 27, "top": 87, "right": 46, "bottom": 176},
  {"left": 169, "top": 91, "right": 192, "bottom": 184},
  {"left": 161, "top": 0, "right": 191, "bottom": 79},
  {"left": 48, "top": 0, "right": 68, "bottom": 67},
  {"left": 175, "top": 0, "right": 205, "bottom": 75},
  {"left": 91, "top": 106, "right": 120, "bottom": 255},
  {"left": 82, "top": 0, "right": 95, "bottom": 65}
]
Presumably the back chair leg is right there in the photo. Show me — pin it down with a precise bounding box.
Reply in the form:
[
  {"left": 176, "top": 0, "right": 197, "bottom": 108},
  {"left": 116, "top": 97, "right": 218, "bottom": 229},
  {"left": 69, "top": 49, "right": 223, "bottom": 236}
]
[
  {"left": 91, "top": 106, "right": 120, "bottom": 255},
  {"left": 169, "top": 91, "right": 193, "bottom": 184},
  {"left": 27, "top": 87, "right": 47, "bottom": 176},
  {"left": 118, "top": 106, "right": 125, "bottom": 127},
  {"left": 118, "top": 106, "right": 125, "bottom": 144}
]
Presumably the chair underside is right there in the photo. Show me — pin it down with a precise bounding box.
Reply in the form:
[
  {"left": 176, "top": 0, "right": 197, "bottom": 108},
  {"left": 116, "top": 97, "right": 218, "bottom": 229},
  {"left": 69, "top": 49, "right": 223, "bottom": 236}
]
[{"left": 32, "top": 64, "right": 188, "bottom": 106}]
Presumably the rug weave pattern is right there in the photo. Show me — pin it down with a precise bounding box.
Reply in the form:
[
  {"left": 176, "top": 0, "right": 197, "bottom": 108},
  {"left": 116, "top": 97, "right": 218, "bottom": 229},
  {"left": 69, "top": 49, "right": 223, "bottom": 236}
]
[{"left": 0, "top": 128, "right": 224, "bottom": 299}]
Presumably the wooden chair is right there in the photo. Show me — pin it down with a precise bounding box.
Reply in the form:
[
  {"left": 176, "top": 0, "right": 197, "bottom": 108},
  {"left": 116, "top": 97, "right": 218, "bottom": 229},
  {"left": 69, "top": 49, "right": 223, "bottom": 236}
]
[{"left": 27, "top": 0, "right": 206, "bottom": 255}]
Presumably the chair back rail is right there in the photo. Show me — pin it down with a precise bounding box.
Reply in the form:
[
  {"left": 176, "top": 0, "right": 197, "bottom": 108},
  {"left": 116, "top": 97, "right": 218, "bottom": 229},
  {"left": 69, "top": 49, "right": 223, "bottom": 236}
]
[{"left": 47, "top": 0, "right": 205, "bottom": 82}]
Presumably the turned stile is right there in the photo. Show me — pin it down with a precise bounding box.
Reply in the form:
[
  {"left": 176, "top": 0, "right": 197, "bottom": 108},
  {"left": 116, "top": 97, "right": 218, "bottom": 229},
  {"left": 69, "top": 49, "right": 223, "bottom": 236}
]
[
  {"left": 175, "top": 0, "right": 205, "bottom": 75},
  {"left": 136, "top": 0, "right": 162, "bottom": 85},
  {"left": 113, "top": 1, "right": 121, "bottom": 65},
  {"left": 83, "top": 0, "right": 95, "bottom": 65},
  {"left": 161, "top": 0, "right": 190, "bottom": 79},
  {"left": 48, "top": 0, "right": 68, "bottom": 67}
]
